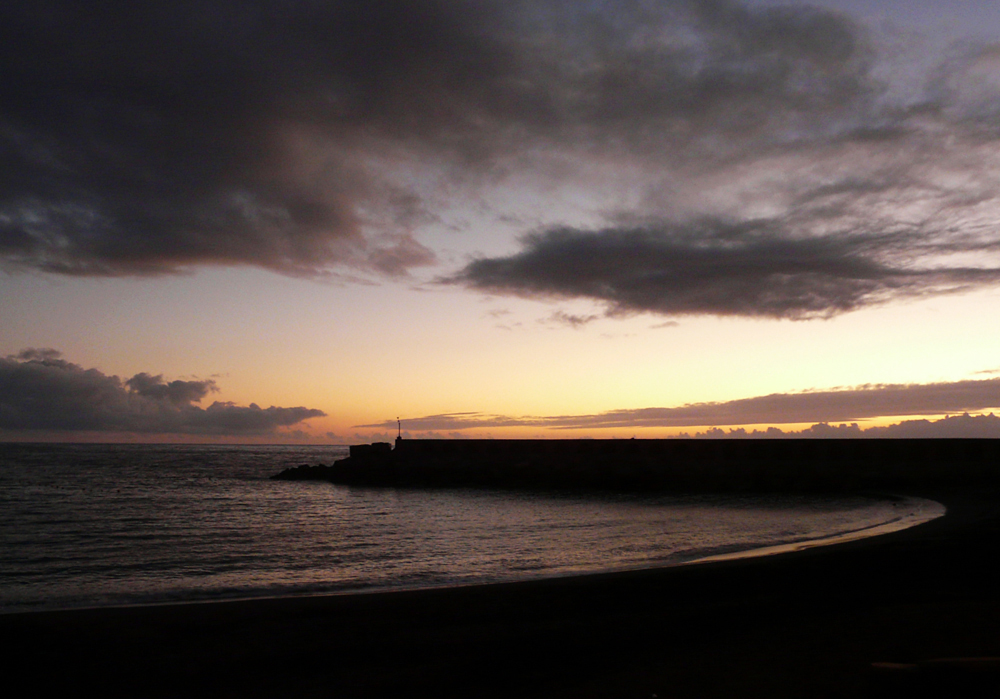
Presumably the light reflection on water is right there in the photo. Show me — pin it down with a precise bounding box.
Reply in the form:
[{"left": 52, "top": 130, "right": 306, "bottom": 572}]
[{"left": 0, "top": 443, "right": 943, "bottom": 613}]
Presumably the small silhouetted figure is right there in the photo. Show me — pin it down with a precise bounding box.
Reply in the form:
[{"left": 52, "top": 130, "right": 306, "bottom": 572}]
[{"left": 397, "top": 418, "right": 401, "bottom": 439}]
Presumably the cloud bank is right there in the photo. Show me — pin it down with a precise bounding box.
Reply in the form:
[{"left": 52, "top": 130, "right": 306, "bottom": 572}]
[
  {"left": 0, "top": 0, "right": 998, "bottom": 312},
  {"left": 692, "top": 413, "right": 1000, "bottom": 439},
  {"left": 365, "top": 377, "right": 1000, "bottom": 432},
  {"left": 3, "top": 1, "right": 1000, "bottom": 317},
  {"left": 0, "top": 349, "right": 325, "bottom": 436},
  {"left": 453, "top": 223, "right": 1000, "bottom": 319}
]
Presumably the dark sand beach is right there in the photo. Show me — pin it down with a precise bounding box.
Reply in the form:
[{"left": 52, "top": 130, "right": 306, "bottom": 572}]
[{"left": 3, "top": 485, "right": 1000, "bottom": 698}]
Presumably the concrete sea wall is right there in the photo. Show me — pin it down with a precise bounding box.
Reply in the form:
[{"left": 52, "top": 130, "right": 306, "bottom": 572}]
[{"left": 272, "top": 438, "right": 1000, "bottom": 493}]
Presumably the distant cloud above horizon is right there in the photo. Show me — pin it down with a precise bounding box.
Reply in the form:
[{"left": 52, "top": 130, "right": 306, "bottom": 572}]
[
  {"left": 379, "top": 413, "right": 1000, "bottom": 439},
  {"left": 0, "top": 349, "right": 325, "bottom": 437},
  {"left": 690, "top": 413, "right": 1000, "bottom": 439},
  {"left": 362, "top": 377, "right": 1000, "bottom": 433},
  {"left": 3, "top": 0, "right": 1000, "bottom": 319}
]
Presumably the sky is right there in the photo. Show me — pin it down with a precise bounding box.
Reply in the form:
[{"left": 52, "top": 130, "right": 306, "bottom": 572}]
[{"left": 3, "top": 0, "right": 1000, "bottom": 443}]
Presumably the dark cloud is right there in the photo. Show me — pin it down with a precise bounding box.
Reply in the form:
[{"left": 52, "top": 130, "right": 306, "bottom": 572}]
[
  {"left": 367, "top": 377, "right": 1000, "bottom": 431},
  {"left": 434, "top": 8, "right": 1000, "bottom": 319},
  {"left": 864, "top": 413, "right": 1000, "bottom": 438},
  {"left": 367, "top": 412, "right": 527, "bottom": 432},
  {"left": 540, "top": 310, "right": 601, "bottom": 328},
  {"left": 0, "top": 0, "right": 502, "bottom": 276},
  {"left": 12, "top": 347, "right": 63, "bottom": 362},
  {"left": 5, "top": 0, "right": 1000, "bottom": 317},
  {"left": 690, "top": 413, "right": 1000, "bottom": 439},
  {"left": 0, "top": 0, "right": 882, "bottom": 279},
  {"left": 369, "top": 412, "right": 1000, "bottom": 438},
  {"left": 445, "top": 18, "right": 1000, "bottom": 319},
  {"left": 0, "top": 350, "right": 325, "bottom": 435},
  {"left": 125, "top": 372, "right": 217, "bottom": 406},
  {"left": 450, "top": 221, "right": 1000, "bottom": 319},
  {"left": 365, "top": 234, "right": 438, "bottom": 277}
]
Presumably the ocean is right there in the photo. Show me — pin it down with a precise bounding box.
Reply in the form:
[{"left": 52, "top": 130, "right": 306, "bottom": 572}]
[{"left": 0, "top": 442, "right": 943, "bottom": 614}]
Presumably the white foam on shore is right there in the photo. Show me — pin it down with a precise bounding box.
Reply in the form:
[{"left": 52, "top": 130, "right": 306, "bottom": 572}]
[{"left": 685, "top": 495, "right": 945, "bottom": 565}]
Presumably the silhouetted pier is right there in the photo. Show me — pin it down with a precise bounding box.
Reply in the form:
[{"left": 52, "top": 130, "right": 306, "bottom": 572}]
[{"left": 272, "top": 438, "right": 1000, "bottom": 493}]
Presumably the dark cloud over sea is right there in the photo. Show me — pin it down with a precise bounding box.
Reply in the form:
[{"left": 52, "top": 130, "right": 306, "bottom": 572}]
[
  {"left": 3, "top": 1, "right": 1000, "bottom": 317},
  {"left": 0, "top": 350, "right": 325, "bottom": 436},
  {"left": 365, "top": 377, "right": 1000, "bottom": 433},
  {"left": 452, "top": 222, "right": 1000, "bottom": 319},
  {"left": 695, "top": 413, "right": 1000, "bottom": 439}
]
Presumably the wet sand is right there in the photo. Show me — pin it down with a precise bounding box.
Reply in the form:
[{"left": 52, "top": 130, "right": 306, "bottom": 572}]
[{"left": 3, "top": 486, "right": 1000, "bottom": 698}]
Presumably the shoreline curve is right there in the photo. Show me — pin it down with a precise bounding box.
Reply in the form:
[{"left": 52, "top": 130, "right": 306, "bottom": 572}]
[{"left": 2, "top": 486, "right": 998, "bottom": 698}]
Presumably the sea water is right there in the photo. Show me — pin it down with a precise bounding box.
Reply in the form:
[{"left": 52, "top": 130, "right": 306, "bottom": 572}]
[{"left": 0, "top": 443, "right": 943, "bottom": 614}]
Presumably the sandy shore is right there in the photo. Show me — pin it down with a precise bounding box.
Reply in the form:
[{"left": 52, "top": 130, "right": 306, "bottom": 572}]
[{"left": 3, "top": 486, "right": 1000, "bottom": 698}]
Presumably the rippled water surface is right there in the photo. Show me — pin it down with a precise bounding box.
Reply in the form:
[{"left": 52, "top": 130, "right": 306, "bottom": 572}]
[{"left": 0, "top": 443, "right": 943, "bottom": 613}]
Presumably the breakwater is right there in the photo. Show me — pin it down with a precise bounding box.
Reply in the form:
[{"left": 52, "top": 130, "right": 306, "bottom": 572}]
[{"left": 272, "top": 438, "right": 1000, "bottom": 492}]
